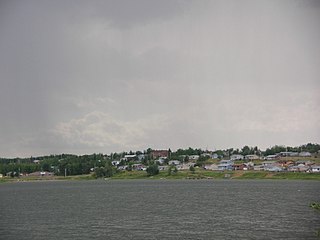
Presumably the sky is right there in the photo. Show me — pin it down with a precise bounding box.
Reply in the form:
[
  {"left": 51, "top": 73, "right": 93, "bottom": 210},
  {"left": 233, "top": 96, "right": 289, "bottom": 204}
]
[{"left": 0, "top": 0, "right": 319, "bottom": 157}]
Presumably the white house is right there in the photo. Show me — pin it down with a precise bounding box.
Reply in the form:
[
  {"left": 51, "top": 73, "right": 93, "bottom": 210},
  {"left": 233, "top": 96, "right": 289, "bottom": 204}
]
[
  {"left": 155, "top": 157, "right": 166, "bottom": 165},
  {"left": 299, "top": 152, "right": 312, "bottom": 157},
  {"left": 245, "top": 155, "right": 259, "bottom": 160},
  {"left": 211, "top": 153, "right": 219, "bottom": 159},
  {"left": 168, "top": 160, "right": 181, "bottom": 166},
  {"left": 311, "top": 166, "right": 320, "bottom": 173},
  {"left": 230, "top": 154, "right": 244, "bottom": 160},
  {"left": 204, "top": 164, "right": 219, "bottom": 171},
  {"left": 264, "top": 155, "right": 278, "bottom": 160},
  {"left": 111, "top": 161, "right": 120, "bottom": 166},
  {"left": 189, "top": 155, "right": 200, "bottom": 160}
]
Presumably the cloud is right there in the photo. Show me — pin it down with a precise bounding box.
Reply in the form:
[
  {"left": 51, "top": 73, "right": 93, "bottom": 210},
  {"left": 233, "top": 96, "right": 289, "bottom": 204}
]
[
  {"left": 52, "top": 111, "right": 170, "bottom": 152},
  {"left": 0, "top": 0, "right": 319, "bottom": 157}
]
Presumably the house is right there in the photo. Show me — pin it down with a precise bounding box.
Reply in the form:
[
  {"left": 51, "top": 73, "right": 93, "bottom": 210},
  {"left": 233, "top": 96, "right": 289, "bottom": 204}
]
[
  {"left": 296, "top": 160, "right": 313, "bottom": 166},
  {"left": 201, "top": 153, "right": 211, "bottom": 158},
  {"left": 158, "top": 166, "right": 169, "bottom": 171},
  {"left": 279, "top": 152, "right": 298, "bottom": 157},
  {"left": 177, "top": 163, "right": 196, "bottom": 170},
  {"left": 278, "top": 160, "right": 294, "bottom": 167},
  {"left": 111, "top": 161, "right": 120, "bottom": 166},
  {"left": 189, "top": 155, "right": 199, "bottom": 160},
  {"left": 137, "top": 154, "right": 145, "bottom": 161},
  {"left": 218, "top": 164, "right": 233, "bottom": 171},
  {"left": 28, "top": 171, "right": 53, "bottom": 177},
  {"left": 211, "top": 153, "right": 219, "bottom": 159},
  {"left": 203, "top": 164, "right": 219, "bottom": 171},
  {"left": 261, "top": 161, "right": 280, "bottom": 171},
  {"left": 245, "top": 155, "right": 259, "bottom": 160},
  {"left": 168, "top": 160, "right": 181, "bottom": 166},
  {"left": 311, "top": 166, "right": 320, "bottom": 173},
  {"left": 132, "top": 164, "right": 146, "bottom": 171},
  {"left": 254, "top": 165, "right": 264, "bottom": 171},
  {"left": 261, "top": 161, "right": 277, "bottom": 167},
  {"left": 124, "top": 155, "right": 137, "bottom": 161},
  {"left": 151, "top": 150, "right": 169, "bottom": 159},
  {"left": 233, "top": 163, "right": 246, "bottom": 170},
  {"left": 299, "top": 152, "right": 312, "bottom": 157},
  {"left": 288, "top": 164, "right": 309, "bottom": 172},
  {"left": 218, "top": 160, "right": 234, "bottom": 171},
  {"left": 230, "top": 154, "right": 244, "bottom": 160},
  {"left": 117, "top": 165, "right": 128, "bottom": 171},
  {"left": 266, "top": 166, "right": 283, "bottom": 172},
  {"left": 264, "top": 155, "right": 279, "bottom": 160},
  {"left": 155, "top": 158, "right": 166, "bottom": 165}
]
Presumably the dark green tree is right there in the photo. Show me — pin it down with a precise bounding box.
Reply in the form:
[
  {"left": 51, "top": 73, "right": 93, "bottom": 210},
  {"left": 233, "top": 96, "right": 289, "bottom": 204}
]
[{"left": 146, "top": 164, "right": 159, "bottom": 176}]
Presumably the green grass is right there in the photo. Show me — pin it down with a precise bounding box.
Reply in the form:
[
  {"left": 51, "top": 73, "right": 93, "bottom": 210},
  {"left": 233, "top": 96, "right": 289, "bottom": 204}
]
[
  {"left": 236, "top": 172, "right": 268, "bottom": 179},
  {"left": 270, "top": 172, "right": 320, "bottom": 180},
  {"left": 109, "top": 170, "right": 320, "bottom": 180}
]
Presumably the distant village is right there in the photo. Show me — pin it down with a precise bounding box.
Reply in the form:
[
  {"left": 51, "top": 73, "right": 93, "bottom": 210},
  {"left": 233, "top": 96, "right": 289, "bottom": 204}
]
[
  {"left": 1, "top": 143, "right": 319, "bottom": 178},
  {"left": 111, "top": 149, "right": 320, "bottom": 174}
]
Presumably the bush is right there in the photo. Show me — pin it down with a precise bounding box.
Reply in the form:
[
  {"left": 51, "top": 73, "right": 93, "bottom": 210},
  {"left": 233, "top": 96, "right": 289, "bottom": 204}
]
[{"left": 146, "top": 164, "right": 159, "bottom": 176}]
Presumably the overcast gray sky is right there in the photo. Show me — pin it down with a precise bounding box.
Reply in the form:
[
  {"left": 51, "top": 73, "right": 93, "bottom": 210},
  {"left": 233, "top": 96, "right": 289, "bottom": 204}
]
[{"left": 0, "top": 0, "right": 319, "bottom": 157}]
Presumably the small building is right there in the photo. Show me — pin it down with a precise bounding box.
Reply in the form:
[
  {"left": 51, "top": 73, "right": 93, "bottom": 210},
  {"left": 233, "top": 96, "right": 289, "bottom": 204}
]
[
  {"left": 158, "top": 166, "right": 169, "bottom": 171},
  {"left": 168, "top": 160, "right": 181, "bottom": 166},
  {"left": 132, "top": 164, "right": 146, "bottom": 171},
  {"left": 278, "top": 160, "right": 294, "bottom": 167},
  {"left": 279, "top": 152, "right": 298, "bottom": 157},
  {"left": 288, "top": 164, "right": 309, "bottom": 172},
  {"left": 177, "top": 163, "right": 196, "bottom": 170},
  {"left": 203, "top": 164, "right": 219, "bottom": 171},
  {"left": 28, "top": 171, "right": 53, "bottom": 177},
  {"left": 253, "top": 165, "right": 264, "bottom": 171},
  {"left": 311, "top": 166, "right": 320, "bottom": 173},
  {"left": 218, "top": 164, "right": 233, "bottom": 171},
  {"left": 117, "top": 165, "right": 128, "bottom": 171},
  {"left": 218, "top": 160, "right": 234, "bottom": 170},
  {"left": 233, "top": 163, "right": 246, "bottom": 170},
  {"left": 211, "top": 153, "right": 219, "bottom": 159},
  {"left": 264, "top": 155, "right": 279, "bottom": 160},
  {"left": 124, "top": 155, "right": 137, "bottom": 161},
  {"left": 189, "top": 155, "right": 199, "bottom": 160},
  {"left": 230, "top": 154, "right": 244, "bottom": 161},
  {"left": 137, "top": 154, "right": 145, "bottom": 161},
  {"left": 266, "top": 166, "right": 283, "bottom": 172},
  {"left": 111, "top": 161, "right": 120, "bottom": 166},
  {"left": 245, "top": 155, "right": 259, "bottom": 160},
  {"left": 299, "top": 152, "right": 312, "bottom": 157}
]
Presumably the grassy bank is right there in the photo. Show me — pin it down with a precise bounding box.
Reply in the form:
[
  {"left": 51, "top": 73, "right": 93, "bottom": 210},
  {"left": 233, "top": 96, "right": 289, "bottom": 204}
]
[
  {"left": 110, "top": 170, "right": 320, "bottom": 180},
  {"left": 112, "top": 170, "right": 320, "bottom": 180}
]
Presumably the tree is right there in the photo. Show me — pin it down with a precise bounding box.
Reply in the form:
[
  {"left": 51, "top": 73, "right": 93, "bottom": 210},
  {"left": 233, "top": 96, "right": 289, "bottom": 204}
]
[
  {"left": 189, "top": 166, "right": 195, "bottom": 174},
  {"left": 168, "top": 166, "right": 177, "bottom": 176},
  {"left": 146, "top": 164, "right": 159, "bottom": 176},
  {"left": 241, "top": 146, "right": 251, "bottom": 156}
]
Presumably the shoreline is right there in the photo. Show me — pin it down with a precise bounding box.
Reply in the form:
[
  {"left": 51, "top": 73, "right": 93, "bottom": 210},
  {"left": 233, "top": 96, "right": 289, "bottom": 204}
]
[{"left": 1, "top": 170, "right": 320, "bottom": 183}]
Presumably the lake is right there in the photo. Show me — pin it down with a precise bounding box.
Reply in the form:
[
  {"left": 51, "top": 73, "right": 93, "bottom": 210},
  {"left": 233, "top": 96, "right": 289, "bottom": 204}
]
[{"left": 0, "top": 179, "right": 319, "bottom": 239}]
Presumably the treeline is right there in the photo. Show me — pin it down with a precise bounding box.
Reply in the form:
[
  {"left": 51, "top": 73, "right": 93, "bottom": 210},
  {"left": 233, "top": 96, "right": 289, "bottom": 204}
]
[
  {"left": 264, "top": 143, "right": 320, "bottom": 156},
  {"left": 0, "top": 153, "right": 107, "bottom": 176}
]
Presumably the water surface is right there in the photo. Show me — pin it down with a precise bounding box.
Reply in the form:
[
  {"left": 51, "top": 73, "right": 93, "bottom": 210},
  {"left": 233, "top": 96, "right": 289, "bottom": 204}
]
[{"left": 0, "top": 180, "right": 319, "bottom": 239}]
